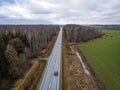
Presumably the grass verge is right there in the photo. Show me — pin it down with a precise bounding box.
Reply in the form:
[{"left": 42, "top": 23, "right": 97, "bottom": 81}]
[
  {"left": 28, "top": 60, "right": 46, "bottom": 90},
  {"left": 62, "top": 36, "right": 68, "bottom": 90},
  {"left": 62, "top": 36, "right": 65, "bottom": 90}
]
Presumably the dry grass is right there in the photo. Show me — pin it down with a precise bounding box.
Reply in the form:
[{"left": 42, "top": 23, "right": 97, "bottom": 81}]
[
  {"left": 28, "top": 60, "right": 46, "bottom": 90},
  {"left": 66, "top": 55, "right": 91, "bottom": 90},
  {"left": 62, "top": 37, "right": 92, "bottom": 90},
  {"left": 11, "top": 60, "right": 39, "bottom": 90},
  {"left": 62, "top": 37, "right": 67, "bottom": 90}
]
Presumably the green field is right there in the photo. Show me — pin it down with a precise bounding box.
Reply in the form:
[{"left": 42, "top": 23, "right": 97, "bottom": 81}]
[
  {"left": 80, "top": 30, "right": 120, "bottom": 90},
  {"left": 102, "top": 30, "right": 120, "bottom": 36}
]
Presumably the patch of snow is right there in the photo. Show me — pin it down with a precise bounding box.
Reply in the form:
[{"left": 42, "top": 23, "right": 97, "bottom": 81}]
[{"left": 76, "top": 52, "right": 90, "bottom": 75}]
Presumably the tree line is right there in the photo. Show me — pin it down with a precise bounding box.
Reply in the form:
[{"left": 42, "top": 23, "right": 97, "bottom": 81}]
[
  {"left": 90, "top": 25, "right": 120, "bottom": 30},
  {"left": 64, "top": 24, "right": 103, "bottom": 42}
]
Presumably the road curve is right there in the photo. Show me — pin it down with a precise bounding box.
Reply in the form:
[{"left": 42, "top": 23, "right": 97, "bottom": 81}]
[{"left": 38, "top": 27, "right": 62, "bottom": 90}]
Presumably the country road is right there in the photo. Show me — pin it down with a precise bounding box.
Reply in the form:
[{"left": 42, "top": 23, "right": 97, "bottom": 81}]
[{"left": 38, "top": 27, "right": 62, "bottom": 90}]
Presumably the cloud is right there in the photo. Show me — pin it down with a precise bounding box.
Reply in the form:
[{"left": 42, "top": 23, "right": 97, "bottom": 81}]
[{"left": 0, "top": 0, "right": 120, "bottom": 24}]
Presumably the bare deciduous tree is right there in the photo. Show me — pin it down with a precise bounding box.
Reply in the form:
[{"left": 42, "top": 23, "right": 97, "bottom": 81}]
[{"left": 64, "top": 24, "right": 103, "bottom": 42}]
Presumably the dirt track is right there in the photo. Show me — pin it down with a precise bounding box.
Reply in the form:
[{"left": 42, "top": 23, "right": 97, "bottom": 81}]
[{"left": 63, "top": 38, "right": 107, "bottom": 90}]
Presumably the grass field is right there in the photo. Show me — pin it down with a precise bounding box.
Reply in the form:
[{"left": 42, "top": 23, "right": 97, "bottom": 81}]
[
  {"left": 80, "top": 30, "right": 120, "bottom": 90},
  {"left": 102, "top": 30, "right": 120, "bottom": 36}
]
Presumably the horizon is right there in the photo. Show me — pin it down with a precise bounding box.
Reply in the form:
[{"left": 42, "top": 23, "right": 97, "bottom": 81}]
[
  {"left": 0, "top": 0, "right": 120, "bottom": 24},
  {"left": 0, "top": 24, "right": 120, "bottom": 25}
]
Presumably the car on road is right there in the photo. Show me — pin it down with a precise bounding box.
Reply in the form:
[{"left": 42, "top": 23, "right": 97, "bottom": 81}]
[{"left": 54, "top": 71, "right": 58, "bottom": 76}]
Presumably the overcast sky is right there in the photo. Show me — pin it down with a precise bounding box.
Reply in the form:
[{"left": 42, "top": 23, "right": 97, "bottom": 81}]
[{"left": 0, "top": 0, "right": 120, "bottom": 24}]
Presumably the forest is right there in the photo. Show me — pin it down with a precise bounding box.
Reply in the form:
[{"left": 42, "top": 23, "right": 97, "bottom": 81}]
[
  {"left": 0, "top": 25, "right": 59, "bottom": 89},
  {"left": 64, "top": 24, "right": 103, "bottom": 42}
]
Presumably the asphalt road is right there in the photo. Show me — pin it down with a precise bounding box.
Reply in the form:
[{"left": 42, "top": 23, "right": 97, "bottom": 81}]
[{"left": 38, "top": 27, "right": 62, "bottom": 90}]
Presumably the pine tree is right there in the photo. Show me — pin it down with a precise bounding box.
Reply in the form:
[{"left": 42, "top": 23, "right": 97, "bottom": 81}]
[
  {"left": 5, "top": 45, "right": 20, "bottom": 79},
  {"left": 0, "top": 37, "right": 8, "bottom": 78},
  {"left": 8, "top": 38, "right": 25, "bottom": 54}
]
